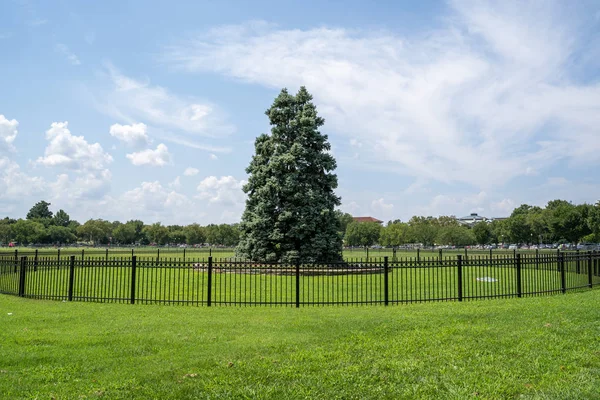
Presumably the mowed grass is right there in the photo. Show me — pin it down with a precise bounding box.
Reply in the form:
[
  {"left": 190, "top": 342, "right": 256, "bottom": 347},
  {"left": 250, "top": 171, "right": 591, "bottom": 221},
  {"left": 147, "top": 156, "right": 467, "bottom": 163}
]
[
  {"left": 1, "top": 292, "right": 599, "bottom": 399},
  {"left": 5, "top": 246, "right": 557, "bottom": 261}
]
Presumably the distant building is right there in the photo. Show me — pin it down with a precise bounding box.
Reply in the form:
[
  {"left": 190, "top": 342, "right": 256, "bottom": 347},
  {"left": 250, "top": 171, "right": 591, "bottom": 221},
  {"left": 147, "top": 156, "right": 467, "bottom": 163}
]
[
  {"left": 352, "top": 216, "right": 383, "bottom": 224},
  {"left": 457, "top": 213, "right": 488, "bottom": 227}
]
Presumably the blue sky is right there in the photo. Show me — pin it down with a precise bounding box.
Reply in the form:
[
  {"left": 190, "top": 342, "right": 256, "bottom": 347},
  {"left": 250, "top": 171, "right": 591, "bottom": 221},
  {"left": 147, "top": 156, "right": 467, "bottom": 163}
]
[{"left": 1, "top": 0, "right": 599, "bottom": 225}]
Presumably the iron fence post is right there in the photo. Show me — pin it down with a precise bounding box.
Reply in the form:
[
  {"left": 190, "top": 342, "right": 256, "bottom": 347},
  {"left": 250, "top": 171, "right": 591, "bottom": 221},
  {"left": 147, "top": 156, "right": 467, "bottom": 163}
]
[
  {"left": 18, "top": 256, "right": 26, "bottom": 297},
  {"left": 516, "top": 253, "right": 522, "bottom": 298},
  {"left": 588, "top": 251, "right": 593, "bottom": 288},
  {"left": 576, "top": 249, "right": 580, "bottom": 274},
  {"left": 457, "top": 255, "right": 463, "bottom": 302},
  {"left": 130, "top": 256, "right": 137, "bottom": 304},
  {"left": 207, "top": 256, "right": 212, "bottom": 307},
  {"left": 559, "top": 253, "right": 566, "bottom": 294},
  {"left": 68, "top": 255, "right": 75, "bottom": 301},
  {"left": 34, "top": 249, "right": 38, "bottom": 272},
  {"left": 14, "top": 249, "right": 17, "bottom": 273},
  {"left": 295, "top": 258, "right": 300, "bottom": 308},
  {"left": 384, "top": 256, "right": 389, "bottom": 306}
]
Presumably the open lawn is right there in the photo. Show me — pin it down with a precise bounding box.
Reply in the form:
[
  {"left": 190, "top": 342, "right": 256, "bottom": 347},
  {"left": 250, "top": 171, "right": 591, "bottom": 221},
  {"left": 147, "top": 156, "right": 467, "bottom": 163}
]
[
  {"left": 1, "top": 291, "right": 599, "bottom": 399},
  {"left": 2, "top": 246, "right": 565, "bottom": 262}
]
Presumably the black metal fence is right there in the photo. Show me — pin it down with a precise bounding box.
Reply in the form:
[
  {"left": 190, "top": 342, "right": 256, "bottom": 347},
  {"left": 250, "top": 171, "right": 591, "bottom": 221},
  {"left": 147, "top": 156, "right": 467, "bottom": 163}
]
[{"left": 1, "top": 252, "right": 599, "bottom": 306}]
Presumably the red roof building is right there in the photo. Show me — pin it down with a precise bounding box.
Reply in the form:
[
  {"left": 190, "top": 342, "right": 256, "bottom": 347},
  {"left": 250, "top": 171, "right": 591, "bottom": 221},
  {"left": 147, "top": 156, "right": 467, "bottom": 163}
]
[{"left": 352, "top": 216, "right": 383, "bottom": 224}]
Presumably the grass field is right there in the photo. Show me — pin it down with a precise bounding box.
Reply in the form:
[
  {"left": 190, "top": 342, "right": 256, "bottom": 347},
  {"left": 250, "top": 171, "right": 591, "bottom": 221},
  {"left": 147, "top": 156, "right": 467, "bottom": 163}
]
[
  {"left": 1, "top": 246, "right": 567, "bottom": 262},
  {"left": 1, "top": 291, "right": 599, "bottom": 399}
]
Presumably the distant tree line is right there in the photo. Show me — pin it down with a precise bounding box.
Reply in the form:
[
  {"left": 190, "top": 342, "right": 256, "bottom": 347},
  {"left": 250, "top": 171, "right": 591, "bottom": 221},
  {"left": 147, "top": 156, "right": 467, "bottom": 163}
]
[
  {"left": 1, "top": 199, "right": 598, "bottom": 248},
  {"left": 0, "top": 201, "right": 240, "bottom": 247},
  {"left": 337, "top": 199, "right": 600, "bottom": 248}
]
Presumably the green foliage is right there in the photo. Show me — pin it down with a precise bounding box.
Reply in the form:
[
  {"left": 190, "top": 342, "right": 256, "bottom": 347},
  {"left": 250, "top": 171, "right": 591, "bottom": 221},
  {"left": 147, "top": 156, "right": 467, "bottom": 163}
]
[
  {"left": 344, "top": 221, "right": 382, "bottom": 247},
  {"left": 237, "top": 87, "right": 342, "bottom": 262},
  {"left": 335, "top": 210, "right": 354, "bottom": 235},
  {"left": 436, "top": 225, "right": 475, "bottom": 247},
  {"left": 183, "top": 223, "right": 206, "bottom": 245},
  {"left": 11, "top": 219, "right": 47, "bottom": 244},
  {"left": 77, "top": 219, "right": 113, "bottom": 245},
  {"left": 26, "top": 200, "right": 53, "bottom": 220},
  {"left": 206, "top": 224, "right": 240, "bottom": 246},
  {"left": 143, "top": 223, "right": 170, "bottom": 245},
  {"left": 379, "top": 222, "right": 412, "bottom": 247},
  {"left": 112, "top": 223, "right": 137, "bottom": 245},
  {"left": 408, "top": 216, "right": 438, "bottom": 246},
  {"left": 472, "top": 222, "right": 492, "bottom": 245},
  {"left": 47, "top": 225, "right": 76, "bottom": 244},
  {"left": 52, "top": 209, "right": 71, "bottom": 227}
]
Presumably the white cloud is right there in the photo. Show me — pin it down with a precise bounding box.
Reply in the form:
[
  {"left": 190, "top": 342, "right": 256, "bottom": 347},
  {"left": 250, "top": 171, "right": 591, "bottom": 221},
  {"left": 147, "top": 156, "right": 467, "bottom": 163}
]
[
  {"left": 341, "top": 201, "right": 360, "bottom": 215},
  {"left": 99, "top": 64, "right": 234, "bottom": 152},
  {"left": 196, "top": 175, "right": 246, "bottom": 206},
  {"left": 490, "top": 198, "right": 516, "bottom": 215},
  {"left": 109, "top": 123, "right": 150, "bottom": 147},
  {"left": 0, "top": 158, "right": 46, "bottom": 200},
  {"left": 209, "top": 153, "right": 218, "bottom": 160},
  {"left": 371, "top": 198, "right": 394, "bottom": 212},
  {"left": 169, "top": 176, "right": 182, "bottom": 190},
  {"left": 184, "top": 167, "right": 199, "bottom": 176},
  {"left": 49, "top": 170, "right": 112, "bottom": 202},
  {"left": 37, "top": 122, "right": 113, "bottom": 171},
  {"left": 349, "top": 138, "right": 362, "bottom": 148},
  {"left": 0, "top": 114, "right": 18, "bottom": 150},
  {"left": 55, "top": 43, "right": 81, "bottom": 66},
  {"left": 122, "top": 181, "right": 191, "bottom": 212},
  {"left": 126, "top": 143, "right": 171, "bottom": 166},
  {"left": 165, "top": 3, "right": 600, "bottom": 188}
]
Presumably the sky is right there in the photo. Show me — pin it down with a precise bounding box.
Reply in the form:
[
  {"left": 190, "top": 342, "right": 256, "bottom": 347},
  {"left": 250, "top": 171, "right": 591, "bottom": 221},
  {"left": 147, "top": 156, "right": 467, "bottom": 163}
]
[{"left": 1, "top": 0, "right": 599, "bottom": 225}]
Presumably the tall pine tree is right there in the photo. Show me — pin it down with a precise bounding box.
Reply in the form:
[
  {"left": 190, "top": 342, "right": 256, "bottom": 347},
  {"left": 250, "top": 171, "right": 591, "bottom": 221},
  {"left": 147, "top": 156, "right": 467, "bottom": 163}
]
[{"left": 236, "top": 87, "right": 342, "bottom": 263}]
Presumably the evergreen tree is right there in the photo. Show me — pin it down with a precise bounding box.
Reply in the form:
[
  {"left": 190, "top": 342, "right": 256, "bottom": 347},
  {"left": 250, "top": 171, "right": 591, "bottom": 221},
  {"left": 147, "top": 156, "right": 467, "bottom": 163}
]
[
  {"left": 26, "top": 200, "right": 53, "bottom": 220},
  {"left": 236, "top": 87, "right": 342, "bottom": 263}
]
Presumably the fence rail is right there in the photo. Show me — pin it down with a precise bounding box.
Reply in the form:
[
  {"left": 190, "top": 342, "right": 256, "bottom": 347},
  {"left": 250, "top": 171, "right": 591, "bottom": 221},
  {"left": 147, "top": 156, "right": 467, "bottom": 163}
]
[{"left": 1, "top": 252, "right": 599, "bottom": 307}]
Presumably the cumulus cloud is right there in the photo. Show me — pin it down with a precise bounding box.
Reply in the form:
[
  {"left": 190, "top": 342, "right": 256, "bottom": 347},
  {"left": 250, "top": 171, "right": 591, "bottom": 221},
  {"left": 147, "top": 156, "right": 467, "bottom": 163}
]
[
  {"left": 209, "top": 153, "right": 218, "bottom": 160},
  {"left": 126, "top": 143, "right": 171, "bottom": 166},
  {"left": 490, "top": 198, "right": 516, "bottom": 215},
  {"left": 183, "top": 167, "right": 199, "bottom": 176},
  {"left": 196, "top": 175, "right": 246, "bottom": 206},
  {"left": 49, "top": 170, "right": 112, "bottom": 202},
  {"left": 122, "top": 181, "right": 192, "bottom": 212},
  {"left": 100, "top": 64, "right": 234, "bottom": 153},
  {"left": 164, "top": 2, "right": 600, "bottom": 188},
  {"left": 0, "top": 114, "right": 18, "bottom": 151},
  {"left": 109, "top": 123, "right": 150, "bottom": 147},
  {"left": 0, "top": 158, "right": 46, "bottom": 199},
  {"left": 37, "top": 122, "right": 113, "bottom": 171},
  {"left": 371, "top": 198, "right": 394, "bottom": 214}
]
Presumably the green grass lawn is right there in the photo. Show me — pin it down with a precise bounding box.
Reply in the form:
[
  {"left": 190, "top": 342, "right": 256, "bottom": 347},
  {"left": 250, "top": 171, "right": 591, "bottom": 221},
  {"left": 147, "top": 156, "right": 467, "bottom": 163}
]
[
  {"left": 1, "top": 291, "right": 599, "bottom": 399},
  {"left": 3, "top": 246, "right": 564, "bottom": 262}
]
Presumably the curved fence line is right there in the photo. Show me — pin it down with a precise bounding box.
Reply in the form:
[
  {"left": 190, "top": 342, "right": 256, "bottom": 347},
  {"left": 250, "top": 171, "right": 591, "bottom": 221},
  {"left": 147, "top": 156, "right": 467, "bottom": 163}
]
[{"left": 1, "top": 252, "right": 599, "bottom": 306}]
